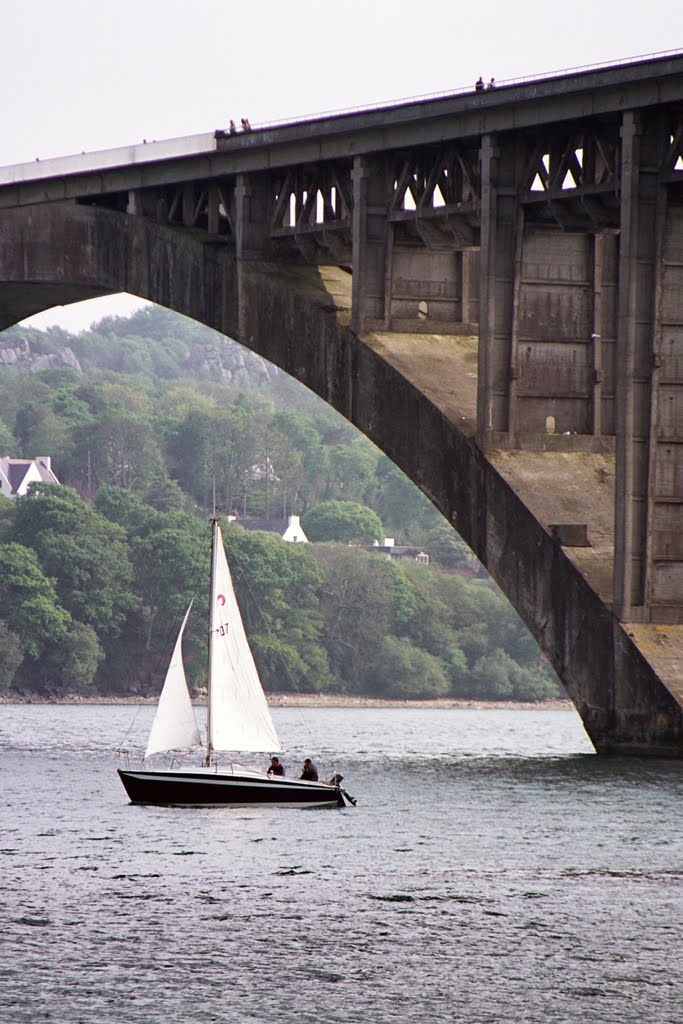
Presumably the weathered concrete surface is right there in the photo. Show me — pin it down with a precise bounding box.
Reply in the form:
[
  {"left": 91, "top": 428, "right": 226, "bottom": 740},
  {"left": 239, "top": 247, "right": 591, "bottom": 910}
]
[
  {"left": 0, "top": 201, "right": 681, "bottom": 754},
  {"left": 488, "top": 452, "right": 616, "bottom": 605}
]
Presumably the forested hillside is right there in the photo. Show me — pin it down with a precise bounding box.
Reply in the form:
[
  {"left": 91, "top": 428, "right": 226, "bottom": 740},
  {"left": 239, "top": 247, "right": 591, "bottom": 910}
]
[{"left": 0, "top": 307, "right": 562, "bottom": 701}]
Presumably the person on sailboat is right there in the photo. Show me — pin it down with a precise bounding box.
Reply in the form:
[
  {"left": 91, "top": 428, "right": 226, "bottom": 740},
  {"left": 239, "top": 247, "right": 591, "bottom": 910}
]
[
  {"left": 267, "top": 756, "right": 285, "bottom": 776},
  {"left": 300, "top": 758, "right": 319, "bottom": 782}
]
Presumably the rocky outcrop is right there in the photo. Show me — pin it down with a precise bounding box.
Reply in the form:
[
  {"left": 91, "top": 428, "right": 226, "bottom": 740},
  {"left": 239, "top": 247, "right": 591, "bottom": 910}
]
[
  {"left": 0, "top": 337, "right": 82, "bottom": 373},
  {"left": 184, "top": 340, "right": 280, "bottom": 386}
]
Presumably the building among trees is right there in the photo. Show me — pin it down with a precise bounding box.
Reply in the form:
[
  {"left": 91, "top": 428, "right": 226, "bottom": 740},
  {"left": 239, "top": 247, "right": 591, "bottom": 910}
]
[
  {"left": 0, "top": 456, "right": 60, "bottom": 499},
  {"left": 228, "top": 513, "right": 309, "bottom": 543},
  {"left": 369, "top": 537, "right": 430, "bottom": 564}
]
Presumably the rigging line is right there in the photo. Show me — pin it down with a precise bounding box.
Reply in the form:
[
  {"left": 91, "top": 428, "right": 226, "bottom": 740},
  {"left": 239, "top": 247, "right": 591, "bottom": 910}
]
[
  {"left": 117, "top": 516, "right": 210, "bottom": 753},
  {"left": 223, "top": 523, "right": 333, "bottom": 777},
  {"left": 116, "top": 699, "right": 146, "bottom": 752},
  {"left": 116, "top": 588, "right": 201, "bottom": 753}
]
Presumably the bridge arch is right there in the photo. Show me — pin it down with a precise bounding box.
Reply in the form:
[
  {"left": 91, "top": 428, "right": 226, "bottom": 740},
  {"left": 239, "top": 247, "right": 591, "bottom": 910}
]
[{"left": 1, "top": 200, "right": 681, "bottom": 755}]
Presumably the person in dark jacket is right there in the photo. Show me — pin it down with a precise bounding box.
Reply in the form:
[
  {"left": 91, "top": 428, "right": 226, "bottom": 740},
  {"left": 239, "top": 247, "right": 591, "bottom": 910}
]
[
  {"left": 300, "top": 758, "right": 319, "bottom": 782},
  {"left": 267, "top": 756, "right": 285, "bottom": 776}
]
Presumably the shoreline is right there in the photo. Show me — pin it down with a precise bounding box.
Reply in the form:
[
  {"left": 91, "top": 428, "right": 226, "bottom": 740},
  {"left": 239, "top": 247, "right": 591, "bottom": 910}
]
[{"left": 0, "top": 692, "right": 573, "bottom": 711}]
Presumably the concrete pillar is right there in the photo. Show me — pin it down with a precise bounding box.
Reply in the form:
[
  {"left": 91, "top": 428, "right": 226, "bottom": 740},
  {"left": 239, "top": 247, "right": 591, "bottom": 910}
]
[
  {"left": 351, "top": 155, "right": 390, "bottom": 334},
  {"left": 613, "top": 112, "right": 661, "bottom": 621},
  {"left": 461, "top": 250, "right": 480, "bottom": 327},
  {"left": 232, "top": 172, "right": 272, "bottom": 348},
  {"left": 591, "top": 233, "right": 606, "bottom": 436},
  {"left": 234, "top": 173, "right": 271, "bottom": 260},
  {"left": 477, "top": 134, "right": 518, "bottom": 442}
]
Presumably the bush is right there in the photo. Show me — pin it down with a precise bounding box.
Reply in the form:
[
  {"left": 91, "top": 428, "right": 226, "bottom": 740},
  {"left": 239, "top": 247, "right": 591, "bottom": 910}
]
[{"left": 373, "top": 635, "right": 450, "bottom": 699}]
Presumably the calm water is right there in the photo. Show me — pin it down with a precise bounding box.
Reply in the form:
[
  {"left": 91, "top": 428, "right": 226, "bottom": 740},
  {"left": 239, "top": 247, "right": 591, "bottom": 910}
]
[{"left": 1, "top": 704, "right": 681, "bottom": 1024}]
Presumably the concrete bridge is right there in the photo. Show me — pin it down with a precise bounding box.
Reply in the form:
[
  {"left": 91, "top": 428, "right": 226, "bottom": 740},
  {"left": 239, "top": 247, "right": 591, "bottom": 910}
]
[{"left": 1, "top": 54, "right": 682, "bottom": 755}]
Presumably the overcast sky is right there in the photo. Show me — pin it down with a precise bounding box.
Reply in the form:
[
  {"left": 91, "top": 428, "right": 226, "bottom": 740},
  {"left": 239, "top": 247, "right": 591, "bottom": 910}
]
[{"left": 3, "top": 0, "right": 680, "bottom": 332}]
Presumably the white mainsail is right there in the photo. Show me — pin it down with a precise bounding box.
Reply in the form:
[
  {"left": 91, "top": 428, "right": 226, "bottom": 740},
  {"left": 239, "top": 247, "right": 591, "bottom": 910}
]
[
  {"left": 207, "top": 523, "right": 283, "bottom": 754},
  {"left": 145, "top": 601, "right": 201, "bottom": 758}
]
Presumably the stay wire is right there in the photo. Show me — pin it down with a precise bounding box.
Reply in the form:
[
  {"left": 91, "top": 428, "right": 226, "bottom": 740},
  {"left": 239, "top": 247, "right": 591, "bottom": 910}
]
[{"left": 116, "top": 523, "right": 209, "bottom": 754}]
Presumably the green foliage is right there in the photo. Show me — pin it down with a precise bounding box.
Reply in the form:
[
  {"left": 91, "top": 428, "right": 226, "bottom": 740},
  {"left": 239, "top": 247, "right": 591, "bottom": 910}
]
[
  {"left": 0, "top": 620, "right": 24, "bottom": 689},
  {"left": 131, "top": 520, "right": 210, "bottom": 663},
  {"left": 373, "top": 635, "right": 451, "bottom": 699},
  {"left": 166, "top": 405, "right": 258, "bottom": 512},
  {"left": 0, "top": 415, "right": 16, "bottom": 451},
  {"left": 0, "top": 542, "right": 71, "bottom": 660},
  {"left": 10, "top": 485, "right": 138, "bottom": 642},
  {"left": 310, "top": 544, "right": 393, "bottom": 691},
  {"left": 374, "top": 456, "right": 442, "bottom": 537},
  {"left": 323, "top": 443, "right": 378, "bottom": 503},
  {"left": 41, "top": 620, "right": 104, "bottom": 692},
  {"left": 70, "top": 411, "right": 166, "bottom": 493},
  {"left": 423, "top": 524, "right": 480, "bottom": 571},
  {"left": 223, "top": 525, "right": 331, "bottom": 693},
  {"left": 302, "top": 500, "right": 383, "bottom": 543},
  {"left": 469, "top": 649, "right": 518, "bottom": 699}
]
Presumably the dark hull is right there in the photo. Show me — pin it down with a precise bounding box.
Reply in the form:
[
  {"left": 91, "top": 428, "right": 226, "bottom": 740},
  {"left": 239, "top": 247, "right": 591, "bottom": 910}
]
[{"left": 118, "top": 768, "right": 345, "bottom": 807}]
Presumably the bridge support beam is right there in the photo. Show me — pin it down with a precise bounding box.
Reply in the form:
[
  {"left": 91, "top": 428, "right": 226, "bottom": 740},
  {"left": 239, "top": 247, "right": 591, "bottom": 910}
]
[
  {"left": 477, "top": 134, "right": 518, "bottom": 440},
  {"left": 351, "top": 155, "right": 390, "bottom": 333},
  {"left": 614, "top": 112, "right": 658, "bottom": 622}
]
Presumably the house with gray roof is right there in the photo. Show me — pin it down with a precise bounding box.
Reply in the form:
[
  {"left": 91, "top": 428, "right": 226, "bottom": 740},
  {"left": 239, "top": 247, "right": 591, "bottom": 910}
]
[
  {"left": 227, "top": 513, "right": 308, "bottom": 543},
  {"left": 0, "top": 456, "right": 60, "bottom": 499}
]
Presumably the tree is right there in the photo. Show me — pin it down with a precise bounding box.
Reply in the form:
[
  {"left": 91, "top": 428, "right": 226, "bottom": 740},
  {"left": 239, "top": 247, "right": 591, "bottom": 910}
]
[
  {"left": 226, "top": 526, "right": 332, "bottom": 692},
  {"left": 323, "top": 442, "right": 378, "bottom": 504},
  {"left": 423, "top": 524, "right": 480, "bottom": 571},
  {"left": 14, "top": 401, "right": 72, "bottom": 457},
  {"left": 94, "top": 484, "right": 160, "bottom": 536},
  {"left": 10, "top": 485, "right": 138, "bottom": 643},
  {"left": 130, "top": 519, "right": 210, "bottom": 660},
  {"left": 510, "top": 662, "right": 562, "bottom": 701},
  {"left": 70, "top": 412, "right": 166, "bottom": 493},
  {"left": 468, "top": 649, "right": 518, "bottom": 699},
  {"left": 302, "top": 500, "right": 384, "bottom": 543},
  {"left": 165, "top": 405, "right": 258, "bottom": 512},
  {"left": 0, "top": 620, "right": 24, "bottom": 689},
  {"left": 40, "top": 620, "right": 103, "bottom": 692},
  {"left": 0, "top": 542, "right": 71, "bottom": 660},
  {"left": 0, "top": 415, "right": 16, "bottom": 452},
  {"left": 373, "top": 635, "right": 450, "bottom": 699},
  {"left": 374, "top": 456, "right": 441, "bottom": 536},
  {"left": 311, "top": 543, "right": 393, "bottom": 690}
]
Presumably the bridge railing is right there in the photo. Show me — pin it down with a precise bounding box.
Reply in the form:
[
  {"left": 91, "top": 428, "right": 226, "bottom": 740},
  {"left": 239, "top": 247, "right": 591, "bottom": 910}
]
[{"left": 253, "top": 48, "right": 683, "bottom": 129}]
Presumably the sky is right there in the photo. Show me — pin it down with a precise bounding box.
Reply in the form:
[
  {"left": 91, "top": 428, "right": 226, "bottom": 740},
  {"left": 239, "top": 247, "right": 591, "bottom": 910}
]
[{"left": 3, "top": 0, "right": 680, "bottom": 333}]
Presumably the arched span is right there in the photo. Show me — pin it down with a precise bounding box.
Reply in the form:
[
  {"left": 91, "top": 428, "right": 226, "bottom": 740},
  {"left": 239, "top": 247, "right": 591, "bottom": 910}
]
[{"left": 1, "top": 201, "right": 681, "bottom": 756}]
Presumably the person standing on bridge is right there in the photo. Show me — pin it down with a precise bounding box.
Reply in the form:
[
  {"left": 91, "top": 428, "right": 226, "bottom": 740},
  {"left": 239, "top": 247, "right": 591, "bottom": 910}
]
[
  {"left": 229, "top": 120, "right": 238, "bottom": 135},
  {"left": 475, "top": 76, "right": 484, "bottom": 92}
]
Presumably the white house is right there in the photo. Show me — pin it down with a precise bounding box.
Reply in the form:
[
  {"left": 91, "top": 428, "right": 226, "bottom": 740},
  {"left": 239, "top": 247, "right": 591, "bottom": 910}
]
[
  {"left": 0, "top": 456, "right": 60, "bottom": 499},
  {"left": 227, "top": 513, "right": 309, "bottom": 543}
]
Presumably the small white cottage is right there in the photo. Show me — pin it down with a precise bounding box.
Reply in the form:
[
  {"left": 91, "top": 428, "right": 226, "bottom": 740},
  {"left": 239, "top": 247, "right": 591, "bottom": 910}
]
[
  {"left": 0, "top": 456, "right": 60, "bottom": 499},
  {"left": 227, "top": 513, "right": 308, "bottom": 543}
]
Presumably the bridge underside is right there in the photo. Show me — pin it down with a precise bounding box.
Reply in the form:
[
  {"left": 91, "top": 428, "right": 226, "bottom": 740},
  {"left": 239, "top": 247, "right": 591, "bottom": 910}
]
[{"left": 0, "top": 202, "right": 682, "bottom": 755}]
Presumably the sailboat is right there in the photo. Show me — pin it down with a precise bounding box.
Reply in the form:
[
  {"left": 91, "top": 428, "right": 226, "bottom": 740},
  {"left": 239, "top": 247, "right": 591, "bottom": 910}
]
[{"left": 118, "top": 516, "right": 347, "bottom": 808}]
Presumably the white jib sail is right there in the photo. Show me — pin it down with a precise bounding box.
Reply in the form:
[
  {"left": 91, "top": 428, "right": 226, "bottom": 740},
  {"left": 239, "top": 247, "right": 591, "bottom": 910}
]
[
  {"left": 208, "top": 525, "right": 283, "bottom": 754},
  {"left": 145, "top": 600, "right": 201, "bottom": 758}
]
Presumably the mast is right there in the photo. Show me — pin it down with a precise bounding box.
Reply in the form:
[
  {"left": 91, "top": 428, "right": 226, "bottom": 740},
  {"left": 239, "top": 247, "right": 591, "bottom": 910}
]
[{"left": 204, "top": 513, "right": 218, "bottom": 766}]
